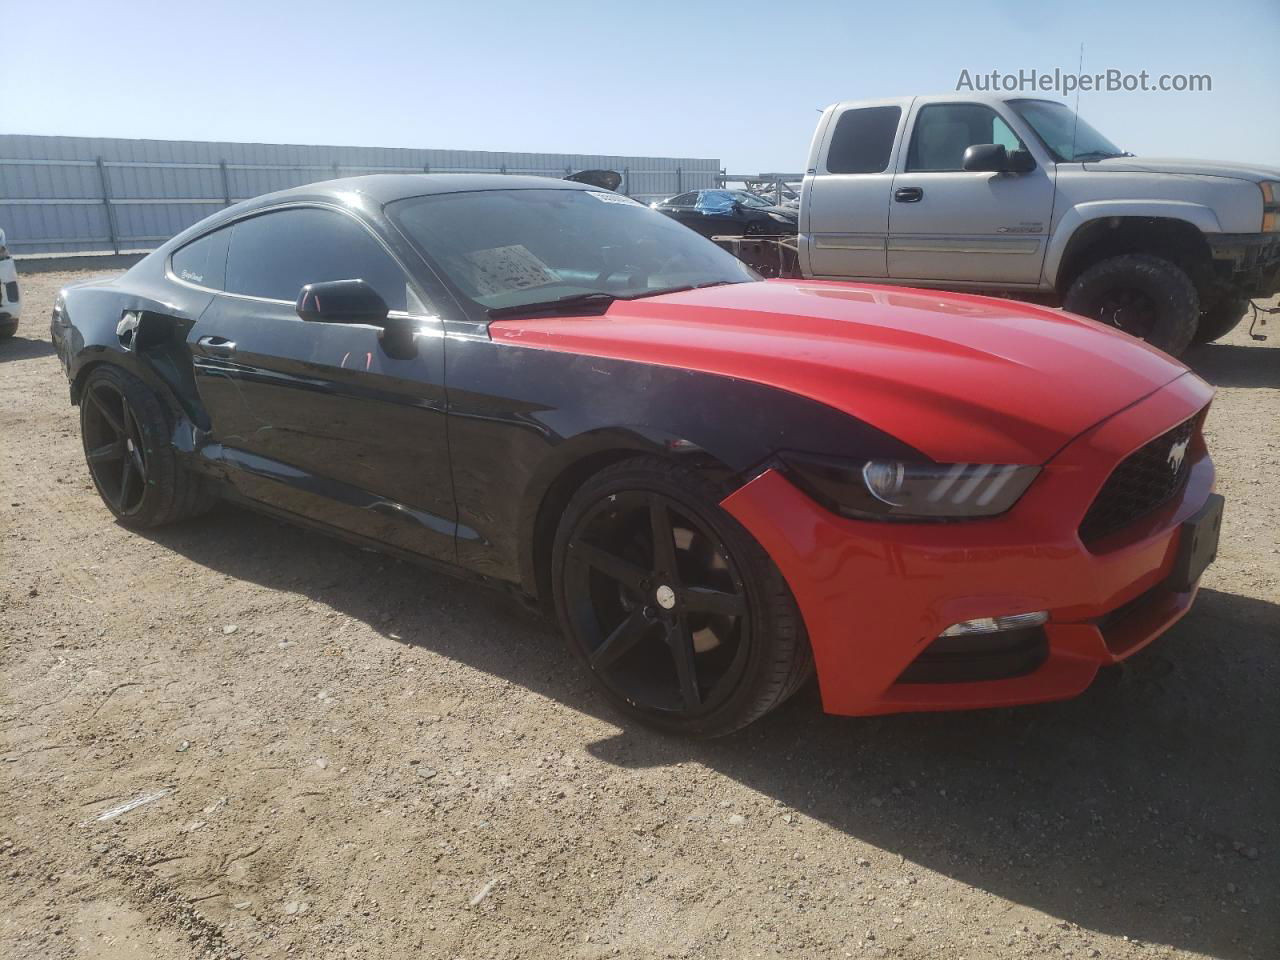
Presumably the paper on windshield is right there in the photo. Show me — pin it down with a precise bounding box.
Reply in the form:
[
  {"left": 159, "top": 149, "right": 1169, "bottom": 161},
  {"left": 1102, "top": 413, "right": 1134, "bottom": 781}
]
[{"left": 454, "top": 245, "right": 560, "bottom": 296}]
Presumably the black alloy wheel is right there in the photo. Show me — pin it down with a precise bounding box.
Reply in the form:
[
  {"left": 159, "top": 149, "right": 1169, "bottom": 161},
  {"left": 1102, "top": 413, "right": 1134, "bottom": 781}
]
[
  {"left": 82, "top": 378, "right": 150, "bottom": 516},
  {"left": 1093, "top": 286, "right": 1159, "bottom": 341},
  {"left": 552, "top": 457, "right": 812, "bottom": 736},
  {"left": 78, "top": 365, "right": 218, "bottom": 528}
]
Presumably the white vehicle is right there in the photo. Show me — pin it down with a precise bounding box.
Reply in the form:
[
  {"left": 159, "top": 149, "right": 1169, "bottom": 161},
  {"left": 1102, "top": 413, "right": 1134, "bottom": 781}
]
[
  {"left": 0, "top": 228, "right": 20, "bottom": 339},
  {"left": 729, "top": 95, "right": 1280, "bottom": 356}
]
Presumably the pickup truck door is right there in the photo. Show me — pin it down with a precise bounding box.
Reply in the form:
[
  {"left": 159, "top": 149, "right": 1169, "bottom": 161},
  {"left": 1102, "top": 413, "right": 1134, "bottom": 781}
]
[
  {"left": 887, "top": 101, "right": 1055, "bottom": 284},
  {"left": 803, "top": 103, "right": 906, "bottom": 279}
]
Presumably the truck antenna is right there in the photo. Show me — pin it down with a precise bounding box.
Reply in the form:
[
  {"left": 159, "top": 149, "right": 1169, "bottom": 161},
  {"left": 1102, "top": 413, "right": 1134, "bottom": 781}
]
[{"left": 1070, "top": 42, "right": 1084, "bottom": 162}]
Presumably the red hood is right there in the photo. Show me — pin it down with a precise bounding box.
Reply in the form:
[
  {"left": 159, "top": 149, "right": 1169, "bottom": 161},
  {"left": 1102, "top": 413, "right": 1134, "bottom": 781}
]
[{"left": 488, "top": 280, "right": 1195, "bottom": 464}]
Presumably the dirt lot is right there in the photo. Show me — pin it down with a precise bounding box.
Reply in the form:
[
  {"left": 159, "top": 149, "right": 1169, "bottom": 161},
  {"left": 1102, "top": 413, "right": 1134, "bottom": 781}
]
[{"left": 2, "top": 270, "right": 1277, "bottom": 960}]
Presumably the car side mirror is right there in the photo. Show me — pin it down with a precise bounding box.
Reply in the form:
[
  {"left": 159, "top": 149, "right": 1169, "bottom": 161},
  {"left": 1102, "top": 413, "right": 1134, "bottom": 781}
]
[
  {"left": 731, "top": 200, "right": 744, "bottom": 214},
  {"left": 1007, "top": 149, "right": 1036, "bottom": 173},
  {"left": 962, "top": 143, "right": 1010, "bottom": 173},
  {"left": 296, "top": 279, "right": 389, "bottom": 326}
]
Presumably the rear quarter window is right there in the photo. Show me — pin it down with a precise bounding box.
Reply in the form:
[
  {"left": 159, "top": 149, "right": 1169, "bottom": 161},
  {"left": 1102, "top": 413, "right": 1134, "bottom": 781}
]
[
  {"left": 826, "top": 106, "right": 902, "bottom": 174},
  {"left": 170, "top": 226, "right": 231, "bottom": 289}
]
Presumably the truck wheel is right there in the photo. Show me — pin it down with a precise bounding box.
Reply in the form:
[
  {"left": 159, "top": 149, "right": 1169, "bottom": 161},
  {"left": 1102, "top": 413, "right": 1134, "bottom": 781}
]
[
  {"left": 1193, "top": 297, "right": 1249, "bottom": 344},
  {"left": 1063, "top": 254, "right": 1199, "bottom": 357}
]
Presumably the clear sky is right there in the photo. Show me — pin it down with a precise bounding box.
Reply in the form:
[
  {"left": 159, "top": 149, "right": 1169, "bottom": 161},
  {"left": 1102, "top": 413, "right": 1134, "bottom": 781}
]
[{"left": 8, "top": 0, "right": 1277, "bottom": 172}]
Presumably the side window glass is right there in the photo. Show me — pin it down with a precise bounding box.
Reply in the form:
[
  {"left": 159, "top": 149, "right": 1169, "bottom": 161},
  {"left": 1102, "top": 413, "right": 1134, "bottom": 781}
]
[
  {"left": 669, "top": 192, "right": 698, "bottom": 206},
  {"left": 992, "top": 116, "right": 1021, "bottom": 152},
  {"left": 907, "top": 104, "right": 1027, "bottom": 172},
  {"left": 826, "top": 106, "right": 901, "bottom": 174},
  {"left": 225, "top": 208, "right": 410, "bottom": 311},
  {"left": 171, "top": 226, "right": 231, "bottom": 289}
]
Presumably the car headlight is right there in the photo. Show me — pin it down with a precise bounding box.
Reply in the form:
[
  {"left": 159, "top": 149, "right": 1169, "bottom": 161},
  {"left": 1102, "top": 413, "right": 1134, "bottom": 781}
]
[
  {"left": 1261, "top": 181, "right": 1278, "bottom": 205},
  {"left": 1262, "top": 182, "right": 1279, "bottom": 232},
  {"left": 779, "top": 453, "right": 1040, "bottom": 520}
]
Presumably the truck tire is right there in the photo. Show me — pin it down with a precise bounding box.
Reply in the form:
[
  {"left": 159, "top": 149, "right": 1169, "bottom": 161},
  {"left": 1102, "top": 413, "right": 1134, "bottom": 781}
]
[
  {"left": 1063, "top": 254, "right": 1199, "bottom": 357},
  {"left": 1193, "top": 297, "right": 1249, "bottom": 344}
]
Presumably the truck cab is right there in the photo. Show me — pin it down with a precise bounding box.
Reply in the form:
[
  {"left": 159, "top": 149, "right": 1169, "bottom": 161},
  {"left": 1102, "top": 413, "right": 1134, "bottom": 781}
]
[{"left": 799, "top": 94, "right": 1280, "bottom": 354}]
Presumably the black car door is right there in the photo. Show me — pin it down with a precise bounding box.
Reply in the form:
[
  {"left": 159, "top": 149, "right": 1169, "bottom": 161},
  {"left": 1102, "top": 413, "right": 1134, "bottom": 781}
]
[{"left": 184, "top": 205, "right": 456, "bottom": 562}]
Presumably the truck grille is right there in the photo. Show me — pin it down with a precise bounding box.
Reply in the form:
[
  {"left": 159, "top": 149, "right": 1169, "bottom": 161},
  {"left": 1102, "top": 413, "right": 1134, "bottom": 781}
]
[{"left": 1079, "top": 413, "right": 1201, "bottom": 545}]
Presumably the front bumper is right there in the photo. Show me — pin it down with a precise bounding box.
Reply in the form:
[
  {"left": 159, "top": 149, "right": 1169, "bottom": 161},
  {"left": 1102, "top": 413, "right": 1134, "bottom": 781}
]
[
  {"left": 1207, "top": 232, "right": 1280, "bottom": 298},
  {"left": 721, "top": 372, "right": 1216, "bottom": 717}
]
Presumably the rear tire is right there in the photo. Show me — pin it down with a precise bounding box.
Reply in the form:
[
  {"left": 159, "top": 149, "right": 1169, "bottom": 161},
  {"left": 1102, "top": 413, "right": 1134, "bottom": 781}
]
[
  {"left": 1063, "top": 254, "right": 1199, "bottom": 356},
  {"left": 1193, "top": 296, "right": 1249, "bottom": 344},
  {"left": 79, "top": 365, "right": 217, "bottom": 529},
  {"left": 552, "top": 456, "right": 812, "bottom": 737}
]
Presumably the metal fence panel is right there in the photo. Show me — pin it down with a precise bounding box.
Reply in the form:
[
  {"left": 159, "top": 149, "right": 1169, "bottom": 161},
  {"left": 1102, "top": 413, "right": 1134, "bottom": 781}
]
[{"left": 0, "top": 134, "right": 721, "bottom": 253}]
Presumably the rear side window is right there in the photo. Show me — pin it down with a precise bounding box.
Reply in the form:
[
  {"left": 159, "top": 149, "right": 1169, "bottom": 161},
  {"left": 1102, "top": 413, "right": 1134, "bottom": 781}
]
[
  {"left": 668, "top": 192, "right": 699, "bottom": 206},
  {"left": 907, "top": 103, "right": 1026, "bottom": 172},
  {"left": 224, "top": 207, "right": 410, "bottom": 311},
  {"left": 826, "top": 106, "right": 901, "bottom": 174},
  {"left": 171, "top": 226, "right": 231, "bottom": 289}
]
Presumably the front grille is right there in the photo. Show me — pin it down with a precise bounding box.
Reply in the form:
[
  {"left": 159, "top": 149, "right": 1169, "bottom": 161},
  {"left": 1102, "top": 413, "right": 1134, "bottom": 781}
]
[{"left": 1079, "top": 413, "right": 1200, "bottom": 545}]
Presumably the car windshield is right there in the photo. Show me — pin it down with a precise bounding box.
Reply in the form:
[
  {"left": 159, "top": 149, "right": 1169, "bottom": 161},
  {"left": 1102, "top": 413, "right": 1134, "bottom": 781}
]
[
  {"left": 1008, "top": 99, "right": 1125, "bottom": 162},
  {"left": 388, "top": 188, "right": 758, "bottom": 314}
]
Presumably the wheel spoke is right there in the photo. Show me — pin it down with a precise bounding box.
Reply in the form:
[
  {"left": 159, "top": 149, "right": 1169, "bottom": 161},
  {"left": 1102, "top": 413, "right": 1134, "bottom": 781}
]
[
  {"left": 568, "top": 540, "right": 647, "bottom": 593},
  {"left": 669, "top": 616, "right": 701, "bottom": 709},
  {"left": 649, "top": 496, "right": 679, "bottom": 582},
  {"left": 86, "top": 440, "right": 125, "bottom": 464},
  {"left": 89, "top": 387, "right": 126, "bottom": 436},
  {"left": 118, "top": 457, "right": 134, "bottom": 507},
  {"left": 590, "top": 609, "right": 653, "bottom": 670},
  {"left": 681, "top": 586, "right": 746, "bottom": 617}
]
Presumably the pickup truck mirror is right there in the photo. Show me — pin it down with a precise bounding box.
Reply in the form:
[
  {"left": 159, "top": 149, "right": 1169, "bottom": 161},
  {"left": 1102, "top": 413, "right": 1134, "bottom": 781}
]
[
  {"left": 962, "top": 144, "right": 1010, "bottom": 173},
  {"left": 296, "top": 279, "right": 390, "bottom": 326}
]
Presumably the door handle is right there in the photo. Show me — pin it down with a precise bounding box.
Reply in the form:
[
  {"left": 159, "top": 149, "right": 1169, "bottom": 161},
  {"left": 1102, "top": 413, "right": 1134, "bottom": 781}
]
[
  {"left": 894, "top": 187, "right": 924, "bottom": 203},
  {"left": 197, "top": 335, "right": 237, "bottom": 358}
]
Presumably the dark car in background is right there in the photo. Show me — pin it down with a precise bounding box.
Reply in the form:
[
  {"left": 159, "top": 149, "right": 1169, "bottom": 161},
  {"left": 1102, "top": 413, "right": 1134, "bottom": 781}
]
[{"left": 651, "top": 189, "right": 798, "bottom": 238}]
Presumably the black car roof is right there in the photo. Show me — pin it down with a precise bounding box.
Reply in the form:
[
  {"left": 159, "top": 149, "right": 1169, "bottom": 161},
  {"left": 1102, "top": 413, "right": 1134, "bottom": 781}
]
[
  {"left": 260, "top": 173, "right": 591, "bottom": 206},
  {"left": 160, "top": 174, "right": 594, "bottom": 252}
]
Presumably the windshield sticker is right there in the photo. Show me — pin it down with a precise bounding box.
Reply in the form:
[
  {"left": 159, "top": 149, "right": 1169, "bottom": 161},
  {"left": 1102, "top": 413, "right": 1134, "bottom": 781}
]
[
  {"left": 455, "top": 245, "right": 560, "bottom": 296},
  {"left": 587, "top": 191, "right": 642, "bottom": 205}
]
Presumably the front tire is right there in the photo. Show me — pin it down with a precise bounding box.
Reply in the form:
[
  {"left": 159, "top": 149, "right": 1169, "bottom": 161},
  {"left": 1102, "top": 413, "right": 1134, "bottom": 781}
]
[
  {"left": 1063, "top": 254, "right": 1199, "bottom": 356},
  {"left": 552, "top": 457, "right": 812, "bottom": 737},
  {"left": 79, "top": 365, "right": 216, "bottom": 528},
  {"left": 1193, "top": 296, "right": 1249, "bottom": 344}
]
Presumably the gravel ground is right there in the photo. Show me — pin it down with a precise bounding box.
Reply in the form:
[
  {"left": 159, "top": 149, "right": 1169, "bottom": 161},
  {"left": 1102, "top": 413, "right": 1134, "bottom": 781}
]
[{"left": 2, "top": 270, "right": 1277, "bottom": 960}]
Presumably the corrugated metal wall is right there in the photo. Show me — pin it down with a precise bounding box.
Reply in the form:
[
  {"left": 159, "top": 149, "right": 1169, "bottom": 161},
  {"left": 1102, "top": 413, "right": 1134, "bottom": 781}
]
[{"left": 0, "top": 135, "right": 722, "bottom": 254}]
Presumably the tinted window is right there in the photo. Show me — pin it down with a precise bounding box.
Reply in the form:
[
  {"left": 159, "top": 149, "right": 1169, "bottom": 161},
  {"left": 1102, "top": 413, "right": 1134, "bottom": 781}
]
[
  {"left": 907, "top": 103, "right": 1027, "bottom": 172},
  {"left": 826, "top": 106, "right": 901, "bottom": 174},
  {"left": 171, "top": 226, "right": 231, "bottom": 289},
  {"left": 224, "top": 207, "right": 410, "bottom": 311}
]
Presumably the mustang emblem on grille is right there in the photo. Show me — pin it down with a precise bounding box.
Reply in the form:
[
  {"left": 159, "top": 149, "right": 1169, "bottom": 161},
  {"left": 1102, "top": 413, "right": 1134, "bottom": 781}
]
[{"left": 1167, "top": 436, "right": 1190, "bottom": 474}]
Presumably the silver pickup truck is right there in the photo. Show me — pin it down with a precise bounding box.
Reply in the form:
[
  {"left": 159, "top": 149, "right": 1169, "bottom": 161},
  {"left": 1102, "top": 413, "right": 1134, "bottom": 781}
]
[{"left": 742, "top": 94, "right": 1280, "bottom": 356}]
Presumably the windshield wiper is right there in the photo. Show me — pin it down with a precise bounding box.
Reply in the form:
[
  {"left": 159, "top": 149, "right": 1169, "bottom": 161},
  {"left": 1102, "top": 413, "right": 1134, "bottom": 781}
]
[
  {"left": 630, "top": 280, "right": 740, "bottom": 299},
  {"left": 486, "top": 291, "right": 619, "bottom": 319},
  {"left": 486, "top": 281, "right": 743, "bottom": 317}
]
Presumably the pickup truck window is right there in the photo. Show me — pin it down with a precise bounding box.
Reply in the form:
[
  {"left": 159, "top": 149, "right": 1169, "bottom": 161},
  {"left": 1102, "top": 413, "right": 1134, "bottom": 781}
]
[
  {"left": 906, "top": 103, "right": 1025, "bottom": 172},
  {"left": 1007, "top": 99, "right": 1124, "bottom": 162},
  {"left": 826, "top": 106, "right": 901, "bottom": 174}
]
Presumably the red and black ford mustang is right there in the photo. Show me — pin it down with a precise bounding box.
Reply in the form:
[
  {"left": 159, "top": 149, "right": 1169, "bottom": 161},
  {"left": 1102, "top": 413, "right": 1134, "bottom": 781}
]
[{"left": 50, "top": 175, "right": 1222, "bottom": 736}]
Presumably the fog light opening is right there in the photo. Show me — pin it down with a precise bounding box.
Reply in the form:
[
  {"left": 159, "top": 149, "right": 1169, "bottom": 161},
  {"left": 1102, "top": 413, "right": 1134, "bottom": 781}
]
[{"left": 940, "top": 611, "right": 1049, "bottom": 638}]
